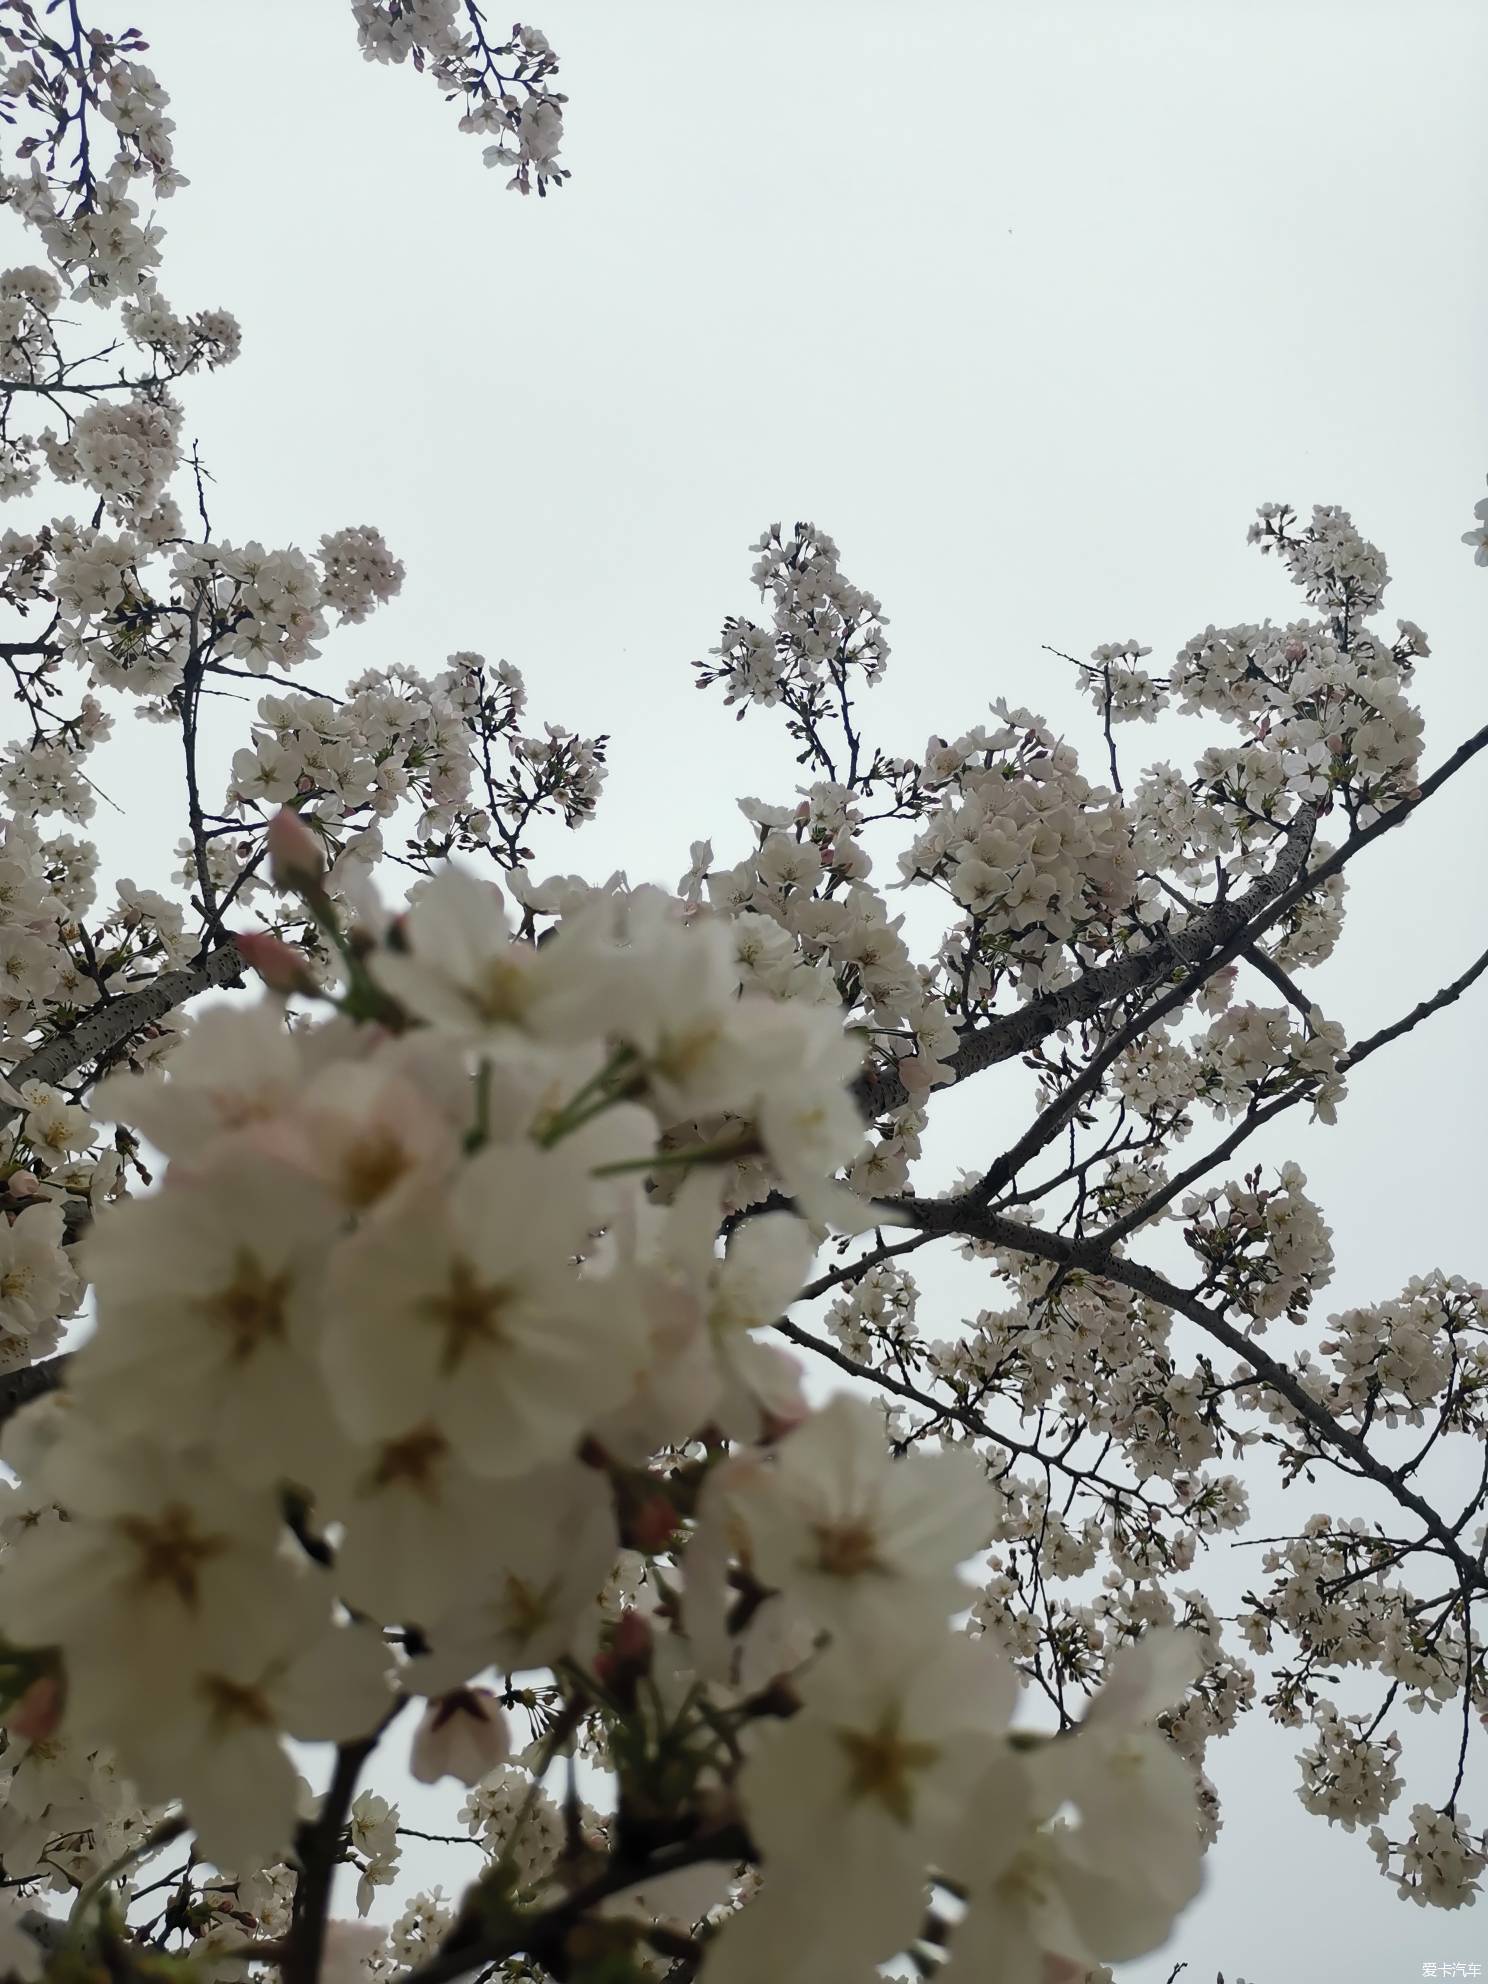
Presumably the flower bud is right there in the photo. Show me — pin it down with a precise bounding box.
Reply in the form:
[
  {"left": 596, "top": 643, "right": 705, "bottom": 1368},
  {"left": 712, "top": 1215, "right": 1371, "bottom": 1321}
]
[
  {"left": 266, "top": 808, "right": 325, "bottom": 893},
  {"left": 594, "top": 1609, "right": 654, "bottom": 1707},
  {"left": 4, "top": 1673, "right": 62, "bottom": 1744},
  {"left": 235, "top": 930, "right": 317, "bottom": 996},
  {"left": 627, "top": 1492, "right": 680, "bottom": 1554},
  {"left": 1041, "top": 1958, "right": 1090, "bottom": 1984},
  {"left": 409, "top": 1687, "right": 510, "bottom": 1787},
  {"left": 612, "top": 1608, "right": 653, "bottom": 1668}
]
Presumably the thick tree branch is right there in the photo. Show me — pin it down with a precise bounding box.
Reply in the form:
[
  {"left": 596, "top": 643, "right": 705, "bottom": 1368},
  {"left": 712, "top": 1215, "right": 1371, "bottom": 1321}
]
[
  {"left": 0, "top": 1352, "right": 70, "bottom": 1427},
  {"left": 405, "top": 1825, "right": 751, "bottom": 1984},
  {"left": 284, "top": 1710, "right": 402, "bottom": 1984},
  {"left": 1263, "top": 717, "right": 1488, "bottom": 919},
  {"left": 861, "top": 714, "right": 1488, "bottom": 1122},
  {"left": 0, "top": 941, "right": 243, "bottom": 1136},
  {"left": 964, "top": 811, "right": 1328, "bottom": 1203},
  {"left": 857, "top": 802, "right": 1320, "bottom": 1118},
  {"left": 1154, "top": 870, "right": 1313, "bottom": 1021}
]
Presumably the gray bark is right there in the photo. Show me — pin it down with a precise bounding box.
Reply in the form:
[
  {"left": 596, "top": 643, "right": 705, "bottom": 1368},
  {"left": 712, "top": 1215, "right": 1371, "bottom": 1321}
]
[
  {"left": 857, "top": 804, "right": 1318, "bottom": 1116},
  {"left": 0, "top": 941, "right": 243, "bottom": 1137}
]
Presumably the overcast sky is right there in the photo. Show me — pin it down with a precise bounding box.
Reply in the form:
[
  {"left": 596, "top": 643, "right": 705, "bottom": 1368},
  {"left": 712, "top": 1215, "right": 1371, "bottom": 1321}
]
[{"left": 8, "top": 1, "right": 1488, "bottom": 1977}]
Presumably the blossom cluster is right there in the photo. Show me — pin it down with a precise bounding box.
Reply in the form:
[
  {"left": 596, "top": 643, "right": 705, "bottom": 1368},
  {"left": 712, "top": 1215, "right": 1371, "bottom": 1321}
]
[
  {"left": 1179, "top": 1162, "right": 1335, "bottom": 1326},
  {"left": 0, "top": 845, "right": 1210, "bottom": 1982},
  {"left": 1321, "top": 1273, "right": 1488, "bottom": 1429},
  {"left": 696, "top": 521, "right": 891, "bottom": 717},
  {"left": 0, "top": 2, "right": 1485, "bottom": 1976},
  {"left": 350, "top": 3, "right": 569, "bottom": 196}
]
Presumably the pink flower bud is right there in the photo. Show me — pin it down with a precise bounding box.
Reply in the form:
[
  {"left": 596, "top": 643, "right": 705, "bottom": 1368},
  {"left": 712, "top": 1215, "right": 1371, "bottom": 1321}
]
[
  {"left": 1041, "top": 1957, "right": 1089, "bottom": 1984},
  {"left": 409, "top": 1688, "right": 510, "bottom": 1787},
  {"left": 1283, "top": 638, "right": 1308, "bottom": 664},
  {"left": 5, "top": 1673, "right": 62, "bottom": 1744},
  {"left": 612, "top": 1608, "right": 653, "bottom": 1669},
  {"left": 628, "top": 1493, "right": 680, "bottom": 1554},
  {"left": 594, "top": 1609, "right": 654, "bottom": 1705},
  {"left": 234, "top": 930, "right": 317, "bottom": 996},
  {"left": 266, "top": 808, "right": 325, "bottom": 892}
]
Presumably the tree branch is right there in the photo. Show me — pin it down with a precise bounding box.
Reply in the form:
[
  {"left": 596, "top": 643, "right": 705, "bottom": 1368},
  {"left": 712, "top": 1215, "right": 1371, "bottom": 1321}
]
[
  {"left": 857, "top": 802, "right": 1320, "bottom": 1117},
  {"left": 0, "top": 1351, "right": 70, "bottom": 1427},
  {"left": 893, "top": 1192, "right": 1488, "bottom": 1598},
  {"left": 284, "top": 1711, "right": 402, "bottom": 1984},
  {"left": 405, "top": 1825, "right": 751, "bottom": 1984},
  {"left": 0, "top": 941, "right": 243, "bottom": 1136},
  {"left": 861, "top": 713, "right": 1488, "bottom": 1121},
  {"left": 1092, "top": 937, "right": 1488, "bottom": 1251}
]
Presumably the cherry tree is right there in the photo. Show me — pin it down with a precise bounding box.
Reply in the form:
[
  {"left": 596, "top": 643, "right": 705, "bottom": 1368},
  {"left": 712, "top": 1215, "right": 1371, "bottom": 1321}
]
[{"left": 0, "top": 6, "right": 1485, "bottom": 1983}]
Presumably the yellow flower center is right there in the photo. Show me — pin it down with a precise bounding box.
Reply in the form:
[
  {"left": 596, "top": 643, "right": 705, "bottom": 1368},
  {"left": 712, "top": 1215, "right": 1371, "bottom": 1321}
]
[
  {"left": 835, "top": 1710, "right": 940, "bottom": 1825},
  {"left": 502, "top": 1573, "right": 553, "bottom": 1647},
  {"left": 116, "top": 1503, "right": 228, "bottom": 1607},
  {"left": 368, "top": 1424, "right": 450, "bottom": 1497},
  {"left": 811, "top": 1519, "right": 885, "bottom": 1579},
  {"left": 419, "top": 1255, "right": 513, "bottom": 1374},
  {"left": 197, "top": 1249, "right": 292, "bottom": 1359},
  {"left": 653, "top": 1022, "right": 723, "bottom": 1085},
  {"left": 340, "top": 1128, "right": 413, "bottom": 1209},
  {"left": 467, "top": 955, "right": 531, "bottom": 1025},
  {"left": 199, "top": 1672, "right": 273, "bottom": 1731}
]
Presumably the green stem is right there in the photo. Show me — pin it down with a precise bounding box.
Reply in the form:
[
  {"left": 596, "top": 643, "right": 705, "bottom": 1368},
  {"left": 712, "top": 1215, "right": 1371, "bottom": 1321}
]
[{"left": 591, "top": 1130, "right": 762, "bottom": 1178}]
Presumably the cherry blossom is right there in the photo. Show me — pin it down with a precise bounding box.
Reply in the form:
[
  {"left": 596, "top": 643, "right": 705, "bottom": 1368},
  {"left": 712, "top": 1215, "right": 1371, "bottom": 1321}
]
[{"left": 0, "top": 7, "right": 1483, "bottom": 1983}]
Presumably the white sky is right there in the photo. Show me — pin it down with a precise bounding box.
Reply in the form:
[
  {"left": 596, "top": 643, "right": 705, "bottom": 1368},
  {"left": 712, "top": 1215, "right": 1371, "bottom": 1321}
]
[{"left": 7, "top": 1, "right": 1488, "bottom": 1977}]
